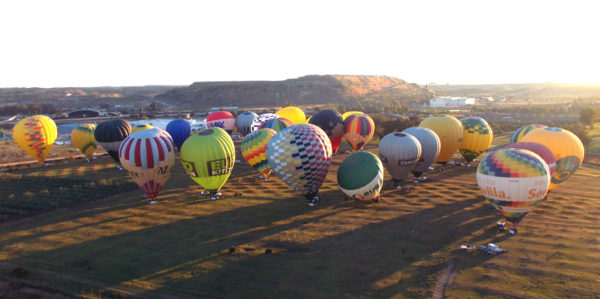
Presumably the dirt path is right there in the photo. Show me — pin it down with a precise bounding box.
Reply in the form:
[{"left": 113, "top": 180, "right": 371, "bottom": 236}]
[{"left": 432, "top": 262, "right": 457, "bottom": 299}]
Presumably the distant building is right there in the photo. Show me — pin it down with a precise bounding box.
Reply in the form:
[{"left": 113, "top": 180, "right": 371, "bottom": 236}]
[
  {"left": 68, "top": 109, "right": 100, "bottom": 118},
  {"left": 429, "top": 97, "right": 475, "bottom": 108}
]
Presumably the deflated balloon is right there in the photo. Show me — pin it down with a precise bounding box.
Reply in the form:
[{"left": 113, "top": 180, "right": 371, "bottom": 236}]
[
  {"left": 419, "top": 115, "right": 463, "bottom": 165},
  {"left": 477, "top": 148, "right": 550, "bottom": 227},
  {"left": 250, "top": 113, "right": 279, "bottom": 133},
  {"left": 94, "top": 119, "right": 131, "bottom": 165},
  {"left": 378, "top": 132, "right": 422, "bottom": 184},
  {"left": 521, "top": 127, "right": 584, "bottom": 190},
  {"left": 206, "top": 111, "right": 235, "bottom": 135},
  {"left": 259, "top": 117, "right": 294, "bottom": 132},
  {"left": 344, "top": 114, "right": 375, "bottom": 151},
  {"left": 241, "top": 129, "right": 277, "bottom": 179},
  {"left": 506, "top": 142, "right": 556, "bottom": 175},
  {"left": 131, "top": 124, "right": 153, "bottom": 133},
  {"left": 275, "top": 106, "right": 306, "bottom": 124},
  {"left": 12, "top": 115, "right": 58, "bottom": 164},
  {"left": 459, "top": 116, "right": 493, "bottom": 162},
  {"left": 309, "top": 109, "right": 344, "bottom": 153},
  {"left": 338, "top": 151, "right": 384, "bottom": 201},
  {"left": 267, "top": 124, "right": 332, "bottom": 200},
  {"left": 119, "top": 128, "right": 176, "bottom": 201},
  {"left": 71, "top": 124, "right": 97, "bottom": 159},
  {"left": 510, "top": 124, "right": 546, "bottom": 144},
  {"left": 402, "top": 127, "right": 441, "bottom": 177},
  {"left": 165, "top": 119, "right": 191, "bottom": 150},
  {"left": 235, "top": 111, "right": 258, "bottom": 136},
  {"left": 180, "top": 127, "right": 235, "bottom": 194}
]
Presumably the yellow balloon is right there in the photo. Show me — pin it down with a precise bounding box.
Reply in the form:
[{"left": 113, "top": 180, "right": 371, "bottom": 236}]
[
  {"left": 419, "top": 115, "right": 463, "bottom": 165},
  {"left": 132, "top": 124, "right": 154, "bottom": 133},
  {"left": 459, "top": 116, "right": 493, "bottom": 162},
  {"left": 342, "top": 111, "right": 364, "bottom": 121},
  {"left": 12, "top": 115, "right": 58, "bottom": 164},
  {"left": 71, "top": 124, "right": 97, "bottom": 159},
  {"left": 275, "top": 106, "right": 306, "bottom": 124},
  {"left": 521, "top": 127, "right": 584, "bottom": 190}
]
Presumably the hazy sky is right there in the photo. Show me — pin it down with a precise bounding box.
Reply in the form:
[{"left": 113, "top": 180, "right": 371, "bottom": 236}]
[{"left": 1, "top": 0, "right": 598, "bottom": 87}]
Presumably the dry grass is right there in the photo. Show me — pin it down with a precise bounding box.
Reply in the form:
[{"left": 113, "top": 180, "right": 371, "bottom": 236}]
[{"left": 0, "top": 135, "right": 598, "bottom": 298}]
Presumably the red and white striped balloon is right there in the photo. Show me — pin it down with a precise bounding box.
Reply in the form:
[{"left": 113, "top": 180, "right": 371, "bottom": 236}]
[{"left": 119, "top": 128, "right": 176, "bottom": 201}]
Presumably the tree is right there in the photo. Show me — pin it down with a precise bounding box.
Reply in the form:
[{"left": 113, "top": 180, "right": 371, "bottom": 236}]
[{"left": 579, "top": 107, "right": 598, "bottom": 126}]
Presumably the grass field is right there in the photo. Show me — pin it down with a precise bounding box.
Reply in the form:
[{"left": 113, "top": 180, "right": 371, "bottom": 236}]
[{"left": 0, "top": 134, "right": 598, "bottom": 298}]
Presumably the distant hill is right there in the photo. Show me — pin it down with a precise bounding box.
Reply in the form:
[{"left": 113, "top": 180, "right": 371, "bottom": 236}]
[
  {"left": 430, "top": 83, "right": 600, "bottom": 100},
  {"left": 154, "top": 75, "right": 432, "bottom": 108}
]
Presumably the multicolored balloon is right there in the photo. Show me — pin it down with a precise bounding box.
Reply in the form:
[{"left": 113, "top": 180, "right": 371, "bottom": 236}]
[
  {"left": 241, "top": 129, "right": 277, "bottom": 180},
  {"left": 506, "top": 142, "right": 556, "bottom": 175},
  {"left": 344, "top": 113, "right": 375, "bottom": 151},
  {"left": 338, "top": 151, "right": 384, "bottom": 201},
  {"left": 477, "top": 148, "right": 550, "bottom": 229},
  {"left": 521, "top": 127, "right": 584, "bottom": 190},
  {"left": 275, "top": 106, "right": 306, "bottom": 124},
  {"left": 259, "top": 117, "right": 294, "bottom": 132},
  {"left": 180, "top": 127, "right": 235, "bottom": 197},
  {"left": 419, "top": 115, "right": 463, "bottom": 165},
  {"left": 308, "top": 109, "right": 345, "bottom": 153},
  {"left": 235, "top": 111, "right": 258, "bottom": 136},
  {"left": 131, "top": 124, "right": 154, "bottom": 133},
  {"left": 510, "top": 124, "right": 547, "bottom": 144},
  {"left": 250, "top": 113, "right": 280, "bottom": 133},
  {"left": 378, "top": 132, "right": 422, "bottom": 185},
  {"left": 165, "top": 119, "right": 191, "bottom": 150},
  {"left": 71, "top": 124, "right": 97, "bottom": 159},
  {"left": 459, "top": 116, "right": 493, "bottom": 162},
  {"left": 119, "top": 128, "right": 176, "bottom": 202},
  {"left": 342, "top": 111, "right": 364, "bottom": 121},
  {"left": 12, "top": 115, "right": 58, "bottom": 164},
  {"left": 94, "top": 119, "right": 131, "bottom": 165},
  {"left": 206, "top": 111, "right": 235, "bottom": 135},
  {"left": 267, "top": 124, "right": 332, "bottom": 202},
  {"left": 402, "top": 127, "right": 441, "bottom": 177}
]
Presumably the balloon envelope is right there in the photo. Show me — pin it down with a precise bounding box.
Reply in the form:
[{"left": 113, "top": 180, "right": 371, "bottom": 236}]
[
  {"left": 402, "top": 127, "right": 441, "bottom": 177},
  {"left": 338, "top": 151, "right": 384, "bottom": 201},
  {"left": 259, "top": 117, "right": 294, "bottom": 132},
  {"left": 521, "top": 127, "right": 584, "bottom": 190},
  {"left": 206, "top": 111, "right": 235, "bottom": 135},
  {"left": 235, "top": 111, "right": 258, "bottom": 136},
  {"left": 94, "top": 119, "right": 132, "bottom": 165},
  {"left": 267, "top": 124, "right": 332, "bottom": 200},
  {"left": 506, "top": 142, "right": 556, "bottom": 175},
  {"left": 419, "top": 115, "right": 463, "bottom": 165},
  {"left": 131, "top": 124, "right": 153, "bottom": 133},
  {"left": 378, "top": 132, "right": 422, "bottom": 183},
  {"left": 309, "top": 110, "right": 344, "bottom": 153},
  {"left": 165, "top": 119, "right": 191, "bottom": 150},
  {"left": 71, "top": 124, "right": 97, "bottom": 159},
  {"left": 12, "top": 115, "right": 57, "bottom": 164},
  {"left": 250, "top": 113, "right": 280, "bottom": 133},
  {"left": 241, "top": 129, "right": 277, "bottom": 179},
  {"left": 344, "top": 114, "right": 375, "bottom": 151},
  {"left": 119, "top": 128, "right": 176, "bottom": 200},
  {"left": 477, "top": 148, "right": 550, "bottom": 225},
  {"left": 510, "top": 124, "right": 547, "bottom": 144},
  {"left": 459, "top": 116, "right": 493, "bottom": 162},
  {"left": 275, "top": 106, "right": 306, "bottom": 124},
  {"left": 180, "top": 127, "right": 235, "bottom": 193},
  {"left": 342, "top": 111, "right": 364, "bottom": 121}
]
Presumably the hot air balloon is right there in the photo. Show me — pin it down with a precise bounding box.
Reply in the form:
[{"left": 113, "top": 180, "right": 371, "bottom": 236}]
[
  {"left": 477, "top": 148, "right": 550, "bottom": 233},
  {"left": 180, "top": 127, "right": 235, "bottom": 199},
  {"left": 259, "top": 117, "right": 294, "bottom": 132},
  {"left": 344, "top": 114, "right": 375, "bottom": 151},
  {"left": 267, "top": 124, "right": 332, "bottom": 206},
  {"left": 419, "top": 115, "right": 463, "bottom": 166},
  {"left": 402, "top": 127, "right": 441, "bottom": 177},
  {"left": 119, "top": 128, "right": 176, "bottom": 203},
  {"left": 459, "top": 116, "right": 493, "bottom": 163},
  {"left": 521, "top": 127, "right": 584, "bottom": 190},
  {"left": 71, "top": 124, "right": 97, "bottom": 159},
  {"left": 165, "top": 119, "right": 191, "bottom": 150},
  {"left": 12, "top": 115, "right": 57, "bottom": 164},
  {"left": 131, "top": 124, "right": 154, "bottom": 133},
  {"left": 241, "top": 129, "right": 277, "bottom": 181},
  {"left": 506, "top": 142, "right": 556, "bottom": 176},
  {"left": 275, "top": 106, "right": 306, "bottom": 124},
  {"left": 206, "top": 111, "right": 235, "bottom": 135},
  {"left": 250, "top": 113, "right": 280, "bottom": 133},
  {"left": 338, "top": 151, "right": 384, "bottom": 201},
  {"left": 309, "top": 110, "right": 344, "bottom": 153},
  {"left": 342, "top": 111, "right": 364, "bottom": 121},
  {"left": 378, "top": 132, "right": 422, "bottom": 187},
  {"left": 509, "top": 124, "right": 547, "bottom": 144},
  {"left": 235, "top": 111, "right": 258, "bottom": 136},
  {"left": 94, "top": 119, "right": 131, "bottom": 167}
]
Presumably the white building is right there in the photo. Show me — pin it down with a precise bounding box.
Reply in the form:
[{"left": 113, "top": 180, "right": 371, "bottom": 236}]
[{"left": 429, "top": 97, "right": 476, "bottom": 108}]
